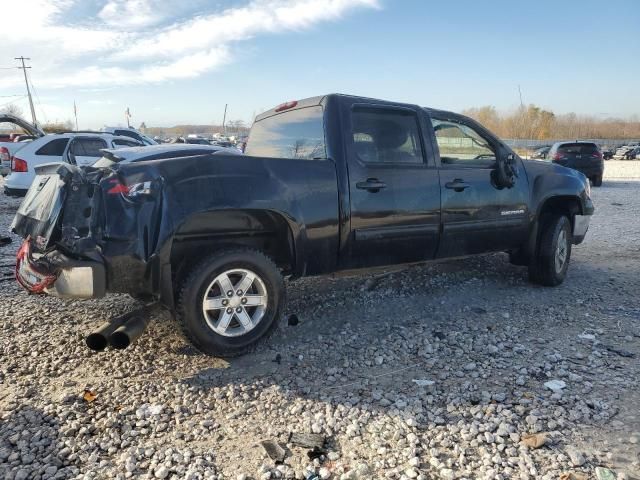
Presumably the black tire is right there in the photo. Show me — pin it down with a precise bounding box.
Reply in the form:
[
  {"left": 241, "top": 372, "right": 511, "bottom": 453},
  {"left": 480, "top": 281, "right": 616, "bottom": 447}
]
[
  {"left": 592, "top": 175, "right": 603, "bottom": 187},
  {"left": 176, "top": 249, "right": 285, "bottom": 356},
  {"left": 528, "top": 215, "right": 572, "bottom": 287}
]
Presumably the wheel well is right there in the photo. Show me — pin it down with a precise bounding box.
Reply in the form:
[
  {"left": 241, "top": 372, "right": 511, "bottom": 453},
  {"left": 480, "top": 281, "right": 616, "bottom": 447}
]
[
  {"left": 538, "top": 196, "right": 582, "bottom": 232},
  {"left": 169, "top": 210, "right": 295, "bottom": 292}
]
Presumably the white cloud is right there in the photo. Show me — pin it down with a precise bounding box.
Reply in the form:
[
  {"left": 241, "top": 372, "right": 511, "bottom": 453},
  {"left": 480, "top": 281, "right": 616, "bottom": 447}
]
[{"left": 0, "top": 0, "right": 379, "bottom": 90}]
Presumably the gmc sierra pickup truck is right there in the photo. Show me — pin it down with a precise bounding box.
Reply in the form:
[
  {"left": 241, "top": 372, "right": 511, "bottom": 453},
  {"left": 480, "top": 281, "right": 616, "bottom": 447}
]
[{"left": 12, "top": 94, "right": 594, "bottom": 356}]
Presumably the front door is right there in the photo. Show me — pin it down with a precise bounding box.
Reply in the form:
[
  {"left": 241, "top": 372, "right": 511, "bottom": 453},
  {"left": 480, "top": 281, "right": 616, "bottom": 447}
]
[
  {"left": 345, "top": 104, "right": 441, "bottom": 268},
  {"left": 429, "top": 114, "right": 530, "bottom": 258}
]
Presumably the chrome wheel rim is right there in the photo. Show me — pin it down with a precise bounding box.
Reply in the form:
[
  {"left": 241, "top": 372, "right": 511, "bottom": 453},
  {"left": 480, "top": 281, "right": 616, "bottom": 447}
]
[
  {"left": 202, "top": 268, "right": 268, "bottom": 337},
  {"left": 555, "top": 229, "right": 568, "bottom": 273}
]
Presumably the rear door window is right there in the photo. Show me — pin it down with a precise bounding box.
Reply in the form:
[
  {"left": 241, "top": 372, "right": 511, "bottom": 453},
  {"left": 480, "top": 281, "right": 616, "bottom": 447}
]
[
  {"left": 245, "top": 106, "right": 326, "bottom": 160},
  {"left": 35, "top": 138, "right": 69, "bottom": 156},
  {"left": 71, "top": 138, "right": 108, "bottom": 157},
  {"left": 351, "top": 107, "right": 425, "bottom": 164}
]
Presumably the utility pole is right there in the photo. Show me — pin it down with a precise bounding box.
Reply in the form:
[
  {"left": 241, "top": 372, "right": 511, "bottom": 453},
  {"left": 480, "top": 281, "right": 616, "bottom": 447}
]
[
  {"left": 15, "top": 56, "right": 37, "bottom": 127},
  {"left": 222, "top": 104, "right": 228, "bottom": 135}
]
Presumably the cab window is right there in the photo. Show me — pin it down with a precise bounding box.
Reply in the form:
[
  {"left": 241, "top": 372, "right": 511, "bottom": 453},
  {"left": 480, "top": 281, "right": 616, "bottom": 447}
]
[
  {"left": 245, "top": 106, "right": 326, "bottom": 160},
  {"left": 432, "top": 118, "right": 496, "bottom": 167},
  {"left": 351, "top": 107, "right": 424, "bottom": 164}
]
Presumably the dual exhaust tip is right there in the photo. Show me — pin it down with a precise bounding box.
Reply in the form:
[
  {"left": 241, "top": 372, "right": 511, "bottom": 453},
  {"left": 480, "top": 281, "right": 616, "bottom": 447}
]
[{"left": 86, "top": 305, "right": 154, "bottom": 352}]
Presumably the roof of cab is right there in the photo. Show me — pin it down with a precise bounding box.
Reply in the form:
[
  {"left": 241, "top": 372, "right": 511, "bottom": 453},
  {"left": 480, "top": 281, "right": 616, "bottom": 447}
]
[{"left": 253, "top": 93, "right": 460, "bottom": 123}]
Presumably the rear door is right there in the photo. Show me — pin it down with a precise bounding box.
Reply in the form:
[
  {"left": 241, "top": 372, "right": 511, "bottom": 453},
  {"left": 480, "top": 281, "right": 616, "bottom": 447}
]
[
  {"left": 429, "top": 113, "right": 529, "bottom": 257},
  {"left": 68, "top": 137, "right": 108, "bottom": 166},
  {"left": 345, "top": 103, "right": 441, "bottom": 268}
]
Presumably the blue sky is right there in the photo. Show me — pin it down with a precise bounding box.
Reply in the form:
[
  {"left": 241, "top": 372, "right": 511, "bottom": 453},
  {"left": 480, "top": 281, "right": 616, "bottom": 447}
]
[{"left": 0, "top": 0, "right": 638, "bottom": 129}]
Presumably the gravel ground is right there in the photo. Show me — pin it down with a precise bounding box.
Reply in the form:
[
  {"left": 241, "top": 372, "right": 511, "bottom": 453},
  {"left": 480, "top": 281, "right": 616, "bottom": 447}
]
[{"left": 1, "top": 162, "right": 639, "bottom": 480}]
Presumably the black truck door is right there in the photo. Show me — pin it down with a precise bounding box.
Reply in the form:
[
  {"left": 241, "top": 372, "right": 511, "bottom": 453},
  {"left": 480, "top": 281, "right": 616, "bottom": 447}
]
[
  {"left": 345, "top": 104, "right": 441, "bottom": 268},
  {"left": 428, "top": 113, "right": 529, "bottom": 258}
]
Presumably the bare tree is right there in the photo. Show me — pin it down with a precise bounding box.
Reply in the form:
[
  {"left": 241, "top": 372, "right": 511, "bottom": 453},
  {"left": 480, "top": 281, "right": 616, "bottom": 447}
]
[{"left": 1, "top": 104, "right": 24, "bottom": 117}]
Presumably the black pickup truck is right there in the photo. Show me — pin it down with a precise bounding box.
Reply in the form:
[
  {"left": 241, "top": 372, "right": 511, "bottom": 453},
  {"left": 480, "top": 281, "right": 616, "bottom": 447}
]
[{"left": 12, "top": 94, "right": 593, "bottom": 356}]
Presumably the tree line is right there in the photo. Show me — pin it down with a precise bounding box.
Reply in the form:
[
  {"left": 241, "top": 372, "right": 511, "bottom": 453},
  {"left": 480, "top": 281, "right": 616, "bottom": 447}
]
[{"left": 462, "top": 105, "right": 640, "bottom": 140}]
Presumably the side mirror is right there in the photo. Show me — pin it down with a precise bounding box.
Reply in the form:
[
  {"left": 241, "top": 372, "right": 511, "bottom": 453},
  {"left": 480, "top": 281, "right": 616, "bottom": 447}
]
[{"left": 494, "top": 152, "right": 518, "bottom": 188}]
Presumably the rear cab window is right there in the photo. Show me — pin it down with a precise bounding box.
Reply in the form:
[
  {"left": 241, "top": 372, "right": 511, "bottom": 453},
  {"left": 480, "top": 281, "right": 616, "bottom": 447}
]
[
  {"left": 245, "top": 106, "right": 326, "bottom": 160},
  {"left": 557, "top": 143, "right": 599, "bottom": 156}
]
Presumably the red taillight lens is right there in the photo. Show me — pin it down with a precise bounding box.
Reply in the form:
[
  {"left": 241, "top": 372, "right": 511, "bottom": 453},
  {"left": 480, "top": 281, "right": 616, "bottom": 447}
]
[
  {"left": 0, "top": 147, "right": 9, "bottom": 162},
  {"left": 552, "top": 153, "right": 562, "bottom": 161},
  {"left": 11, "top": 157, "right": 28, "bottom": 172},
  {"left": 592, "top": 151, "right": 602, "bottom": 159}
]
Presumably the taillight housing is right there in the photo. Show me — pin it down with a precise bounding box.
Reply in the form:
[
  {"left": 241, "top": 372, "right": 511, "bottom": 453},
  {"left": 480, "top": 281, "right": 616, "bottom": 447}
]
[
  {"left": 0, "top": 147, "right": 9, "bottom": 162},
  {"left": 11, "top": 157, "right": 28, "bottom": 172},
  {"left": 551, "top": 153, "right": 562, "bottom": 162},
  {"left": 592, "top": 151, "right": 603, "bottom": 159}
]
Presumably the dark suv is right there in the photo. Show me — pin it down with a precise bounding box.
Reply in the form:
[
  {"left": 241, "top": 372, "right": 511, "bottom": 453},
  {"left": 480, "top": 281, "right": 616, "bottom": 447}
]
[{"left": 548, "top": 142, "right": 604, "bottom": 186}]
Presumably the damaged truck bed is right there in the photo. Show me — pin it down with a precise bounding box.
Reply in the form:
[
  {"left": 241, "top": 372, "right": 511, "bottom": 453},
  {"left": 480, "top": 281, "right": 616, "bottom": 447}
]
[{"left": 12, "top": 94, "right": 594, "bottom": 356}]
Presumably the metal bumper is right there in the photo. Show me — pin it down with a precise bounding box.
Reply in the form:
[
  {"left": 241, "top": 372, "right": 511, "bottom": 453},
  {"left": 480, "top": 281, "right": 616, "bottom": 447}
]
[
  {"left": 572, "top": 214, "right": 591, "bottom": 244},
  {"left": 16, "top": 240, "right": 106, "bottom": 298}
]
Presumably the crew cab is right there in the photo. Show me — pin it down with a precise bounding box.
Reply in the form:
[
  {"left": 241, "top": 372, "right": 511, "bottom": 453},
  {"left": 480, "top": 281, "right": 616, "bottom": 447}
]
[{"left": 12, "top": 94, "right": 594, "bottom": 356}]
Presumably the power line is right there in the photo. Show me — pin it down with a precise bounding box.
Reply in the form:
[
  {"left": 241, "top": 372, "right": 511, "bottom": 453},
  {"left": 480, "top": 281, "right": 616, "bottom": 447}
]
[{"left": 14, "top": 56, "right": 37, "bottom": 127}]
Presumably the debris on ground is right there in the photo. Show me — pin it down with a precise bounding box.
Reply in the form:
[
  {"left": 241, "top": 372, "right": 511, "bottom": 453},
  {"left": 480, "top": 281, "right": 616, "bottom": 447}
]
[
  {"left": 595, "top": 467, "right": 617, "bottom": 480},
  {"left": 289, "top": 432, "right": 325, "bottom": 449},
  {"left": 82, "top": 389, "right": 97, "bottom": 403},
  {"left": 260, "top": 439, "right": 286, "bottom": 463}
]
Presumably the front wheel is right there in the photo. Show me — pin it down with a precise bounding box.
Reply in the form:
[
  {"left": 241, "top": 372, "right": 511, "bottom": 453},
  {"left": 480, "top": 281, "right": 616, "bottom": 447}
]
[
  {"left": 528, "top": 215, "right": 572, "bottom": 287},
  {"left": 176, "top": 249, "right": 285, "bottom": 356}
]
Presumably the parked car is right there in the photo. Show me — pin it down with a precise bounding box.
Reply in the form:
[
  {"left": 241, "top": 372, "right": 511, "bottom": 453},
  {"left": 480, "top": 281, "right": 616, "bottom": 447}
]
[
  {"left": 600, "top": 147, "right": 614, "bottom": 160},
  {"left": 101, "top": 126, "right": 157, "bottom": 146},
  {"left": 12, "top": 94, "right": 593, "bottom": 356},
  {"left": 4, "top": 133, "right": 142, "bottom": 196},
  {"left": 548, "top": 142, "right": 604, "bottom": 186},
  {"left": 0, "top": 114, "right": 45, "bottom": 176},
  {"left": 613, "top": 145, "right": 640, "bottom": 160},
  {"left": 531, "top": 146, "right": 551, "bottom": 159}
]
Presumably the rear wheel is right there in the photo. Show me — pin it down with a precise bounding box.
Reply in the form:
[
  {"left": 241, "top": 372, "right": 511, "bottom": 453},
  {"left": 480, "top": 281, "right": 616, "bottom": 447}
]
[
  {"left": 528, "top": 215, "right": 572, "bottom": 286},
  {"left": 176, "top": 249, "right": 284, "bottom": 356},
  {"left": 592, "top": 175, "right": 603, "bottom": 187}
]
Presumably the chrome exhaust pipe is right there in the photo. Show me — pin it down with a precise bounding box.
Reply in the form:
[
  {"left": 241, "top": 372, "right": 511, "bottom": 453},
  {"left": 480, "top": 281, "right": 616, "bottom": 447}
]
[{"left": 109, "top": 314, "right": 149, "bottom": 350}]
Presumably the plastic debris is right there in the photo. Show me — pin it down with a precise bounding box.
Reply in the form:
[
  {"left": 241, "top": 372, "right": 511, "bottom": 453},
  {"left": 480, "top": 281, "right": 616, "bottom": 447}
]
[
  {"left": 287, "top": 314, "right": 299, "bottom": 326},
  {"left": 412, "top": 379, "right": 436, "bottom": 387},
  {"left": 544, "top": 380, "right": 567, "bottom": 392},
  {"left": 595, "top": 467, "right": 617, "bottom": 480},
  {"left": 289, "top": 432, "right": 325, "bottom": 449},
  {"left": 521, "top": 432, "right": 548, "bottom": 449},
  {"left": 260, "top": 439, "right": 286, "bottom": 463}
]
